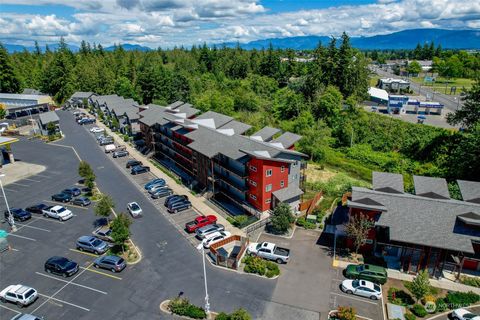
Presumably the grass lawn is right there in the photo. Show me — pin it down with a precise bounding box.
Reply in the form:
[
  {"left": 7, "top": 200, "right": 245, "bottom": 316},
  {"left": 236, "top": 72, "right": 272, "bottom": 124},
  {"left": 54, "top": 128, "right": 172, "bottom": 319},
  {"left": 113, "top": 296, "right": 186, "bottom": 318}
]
[
  {"left": 410, "top": 76, "right": 474, "bottom": 95},
  {"left": 369, "top": 75, "right": 380, "bottom": 87}
]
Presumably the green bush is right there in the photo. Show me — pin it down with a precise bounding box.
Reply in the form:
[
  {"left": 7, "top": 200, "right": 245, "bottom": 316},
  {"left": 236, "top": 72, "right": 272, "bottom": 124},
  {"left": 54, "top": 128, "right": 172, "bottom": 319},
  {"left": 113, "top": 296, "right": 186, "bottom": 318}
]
[
  {"left": 168, "top": 298, "right": 206, "bottom": 319},
  {"left": 216, "top": 308, "right": 252, "bottom": 320},
  {"left": 296, "top": 217, "right": 316, "bottom": 229},
  {"left": 435, "top": 298, "right": 448, "bottom": 313},
  {"left": 445, "top": 291, "right": 480, "bottom": 306},
  {"left": 387, "top": 287, "right": 415, "bottom": 306},
  {"left": 243, "top": 256, "right": 280, "bottom": 278},
  {"left": 405, "top": 313, "right": 416, "bottom": 320},
  {"left": 265, "top": 261, "right": 280, "bottom": 278},
  {"left": 216, "top": 313, "right": 229, "bottom": 320},
  {"left": 410, "top": 304, "right": 427, "bottom": 318},
  {"left": 461, "top": 276, "right": 480, "bottom": 288}
]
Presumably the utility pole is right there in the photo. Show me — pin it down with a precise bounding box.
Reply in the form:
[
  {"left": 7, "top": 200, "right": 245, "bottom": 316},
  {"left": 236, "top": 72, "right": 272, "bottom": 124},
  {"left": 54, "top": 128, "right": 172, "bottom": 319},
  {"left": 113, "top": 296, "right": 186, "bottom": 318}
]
[
  {"left": 350, "top": 128, "right": 354, "bottom": 148},
  {"left": 196, "top": 243, "right": 210, "bottom": 317},
  {"left": 0, "top": 174, "right": 15, "bottom": 232}
]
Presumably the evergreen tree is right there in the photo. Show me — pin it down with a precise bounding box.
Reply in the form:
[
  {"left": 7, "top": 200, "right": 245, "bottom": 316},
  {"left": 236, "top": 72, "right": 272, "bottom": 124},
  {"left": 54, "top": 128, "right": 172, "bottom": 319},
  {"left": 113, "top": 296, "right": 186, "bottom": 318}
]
[
  {"left": 446, "top": 77, "right": 480, "bottom": 130},
  {"left": 34, "top": 41, "right": 41, "bottom": 56},
  {"left": 0, "top": 44, "right": 22, "bottom": 93}
]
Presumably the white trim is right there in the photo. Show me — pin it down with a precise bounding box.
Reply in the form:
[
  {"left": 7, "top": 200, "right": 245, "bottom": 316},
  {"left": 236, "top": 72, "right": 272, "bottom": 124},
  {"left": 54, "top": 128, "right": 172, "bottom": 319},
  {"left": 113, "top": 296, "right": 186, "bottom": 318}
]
[
  {"left": 266, "top": 169, "right": 272, "bottom": 177},
  {"left": 265, "top": 184, "right": 272, "bottom": 192}
]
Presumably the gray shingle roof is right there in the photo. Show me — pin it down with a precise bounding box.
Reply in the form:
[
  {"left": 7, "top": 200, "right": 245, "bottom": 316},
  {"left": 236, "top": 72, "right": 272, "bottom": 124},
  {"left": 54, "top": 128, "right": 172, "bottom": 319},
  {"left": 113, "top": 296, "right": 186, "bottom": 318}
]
[
  {"left": 251, "top": 127, "right": 281, "bottom": 142},
  {"left": 138, "top": 105, "right": 169, "bottom": 126},
  {"left": 166, "top": 101, "right": 184, "bottom": 109},
  {"left": 350, "top": 186, "right": 480, "bottom": 253},
  {"left": 270, "top": 132, "right": 302, "bottom": 149},
  {"left": 193, "top": 111, "right": 233, "bottom": 129},
  {"left": 175, "top": 104, "right": 200, "bottom": 118},
  {"left": 457, "top": 180, "right": 480, "bottom": 204},
  {"left": 22, "top": 88, "right": 43, "bottom": 95},
  {"left": 372, "top": 172, "right": 404, "bottom": 193},
  {"left": 108, "top": 100, "right": 140, "bottom": 120},
  {"left": 70, "top": 92, "right": 96, "bottom": 99},
  {"left": 273, "top": 187, "right": 304, "bottom": 202},
  {"left": 413, "top": 175, "right": 450, "bottom": 199},
  {"left": 39, "top": 111, "right": 59, "bottom": 124},
  {"left": 218, "top": 120, "right": 252, "bottom": 135}
]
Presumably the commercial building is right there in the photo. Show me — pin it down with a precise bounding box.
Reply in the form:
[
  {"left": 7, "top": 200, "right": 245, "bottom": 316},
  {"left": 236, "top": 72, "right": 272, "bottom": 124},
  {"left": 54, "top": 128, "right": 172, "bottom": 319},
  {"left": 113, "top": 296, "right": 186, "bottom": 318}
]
[
  {"left": 377, "top": 78, "right": 410, "bottom": 93},
  {"left": 138, "top": 101, "right": 307, "bottom": 216},
  {"left": 0, "top": 137, "right": 18, "bottom": 166},
  {"left": 346, "top": 172, "right": 480, "bottom": 277},
  {"left": 0, "top": 93, "right": 54, "bottom": 119}
]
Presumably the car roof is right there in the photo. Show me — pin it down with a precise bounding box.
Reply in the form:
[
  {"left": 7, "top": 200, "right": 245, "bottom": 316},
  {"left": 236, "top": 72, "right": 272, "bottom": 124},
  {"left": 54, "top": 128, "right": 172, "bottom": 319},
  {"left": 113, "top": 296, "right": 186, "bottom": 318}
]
[
  {"left": 356, "top": 279, "right": 379, "bottom": 290},
  {"left": 128, "top": 202, "right": 139, "bottom": 206},
  {"left": 198, "top": 224, "right": 219, "bottom": 232},
  {"left": 360, "top": 264, "right": 386, "bottom": 272},
  {"left": 204, "top": 231, "right": 225, "bottom": 240},
  {"left": 101, "top": 255, "right": 123, "bottom": 262},
  {"left": 47, "top": 256, "right": 68, "bottom": 263},
  {"left": 51, "top": 205, "right": 64, "bottom": 210},
  {"left": 78, "top": 235, "right": 96, "bottom": 242}
]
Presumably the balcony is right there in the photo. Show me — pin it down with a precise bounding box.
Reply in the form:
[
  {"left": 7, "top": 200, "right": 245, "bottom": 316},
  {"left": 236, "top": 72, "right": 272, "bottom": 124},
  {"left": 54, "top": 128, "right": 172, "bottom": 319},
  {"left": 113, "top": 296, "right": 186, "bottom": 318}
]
[
  {"left": 157, "top": 147, "right": 194, "bottom": 175},
  {"left": 157, "top": 138, "right": 192, "bottom": 161},
  {"left": 213, "top": 158, "right": 248, "bottom": 179},
  {"left": 214, "top": 175, "right": 248, "bottom": 193},
  {"left": 158, "top": 143, "right": 193, "bottom": 166}
]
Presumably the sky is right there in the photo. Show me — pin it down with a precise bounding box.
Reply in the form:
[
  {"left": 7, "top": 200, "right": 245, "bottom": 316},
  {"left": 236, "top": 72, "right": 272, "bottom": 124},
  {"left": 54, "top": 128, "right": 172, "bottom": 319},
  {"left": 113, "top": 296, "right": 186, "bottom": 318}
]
[{"left": 0, "top": 0, "right": 479, "bottom": 48}]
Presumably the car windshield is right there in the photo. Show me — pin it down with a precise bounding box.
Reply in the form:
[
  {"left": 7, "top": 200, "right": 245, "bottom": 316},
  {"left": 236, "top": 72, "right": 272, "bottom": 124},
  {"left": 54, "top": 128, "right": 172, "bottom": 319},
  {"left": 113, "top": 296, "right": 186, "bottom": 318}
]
[
  {"left": 24, "top": 289, "right": 35, "bottom": 298},
  {"left": 465, "top": 314, "right": 478, "bottom": 319},
  {"left": 104, "top": 229, "right": 112, "bottom": 236},
  {"left": 352, "top": 280, "right": 360, "bottom": 288},
  {"left": 374, "top": 284, "right": 380, "bottom": 292},
  {"left": 57, "top": 207, "right": 66, "bottom": 213},
  {"left": 92, "top": 239, "right": 102, "bottom": 247},
  {"left": 57, "top": 258, "right": 70, "bottom": 268},
  {"left": 356, "top": 265, "right": 364, "bottom": 272},
  {"left": 117, "top": 258, "right": 125, "bottom": 264},
  {"left": 131, "top": 204, "right": 140, "bottom": 210}
]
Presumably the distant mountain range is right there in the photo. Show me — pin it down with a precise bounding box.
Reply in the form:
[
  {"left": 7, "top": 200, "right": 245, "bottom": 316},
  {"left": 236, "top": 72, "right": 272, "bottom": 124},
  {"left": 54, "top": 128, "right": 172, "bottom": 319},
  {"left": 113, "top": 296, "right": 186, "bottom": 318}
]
[{"left": 3, "top": 28, "right": 479, "bottom": 53}]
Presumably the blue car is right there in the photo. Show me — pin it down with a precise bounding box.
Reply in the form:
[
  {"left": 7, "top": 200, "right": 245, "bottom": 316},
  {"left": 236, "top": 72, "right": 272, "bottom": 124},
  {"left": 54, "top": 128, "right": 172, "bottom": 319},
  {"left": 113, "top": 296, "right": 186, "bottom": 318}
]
[
  {"left": 131, "top": 165, "right": 150, "bottom": 175},
  {"left": 144, "top": 178, "right": 166, "bottom": 190},
  {"left": 4, "top": 208, "right": 31, "bottom": 222},
  {"left": 62, "top": 187, "right": 82, "bottom": 197}
]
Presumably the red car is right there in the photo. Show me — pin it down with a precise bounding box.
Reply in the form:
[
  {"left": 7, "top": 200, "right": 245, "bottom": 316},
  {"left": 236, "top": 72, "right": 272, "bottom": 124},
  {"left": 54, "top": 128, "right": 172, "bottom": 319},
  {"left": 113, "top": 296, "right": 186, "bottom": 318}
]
[{"left": 185, "top": 215, "right": 217, "bottom": 233}]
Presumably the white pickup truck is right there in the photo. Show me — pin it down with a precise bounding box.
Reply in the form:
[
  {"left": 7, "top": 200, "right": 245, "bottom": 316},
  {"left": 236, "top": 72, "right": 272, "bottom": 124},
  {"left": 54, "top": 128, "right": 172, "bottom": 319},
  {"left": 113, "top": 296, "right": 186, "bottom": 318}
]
[
  {"left": 42, "top": 205, "right": 73, "bottom": 221},
  {"left": 104, "top": 144, "right": 116, "bottom": 153},
  {"left": 247, "top": 241, "right": 291, "bottom": 264}
]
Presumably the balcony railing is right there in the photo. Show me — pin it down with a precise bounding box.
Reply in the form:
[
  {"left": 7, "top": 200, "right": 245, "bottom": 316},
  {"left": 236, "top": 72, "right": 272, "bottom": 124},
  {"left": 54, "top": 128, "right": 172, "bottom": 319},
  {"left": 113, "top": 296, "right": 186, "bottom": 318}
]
[
  {"left": 212, "top": 158, "right": 248, "bottom": 179},
  {"left": 157, "top": 138, "right": 193, "bottom": 162},
  {"left": 214, "top": 189, "right": 260, "bottom": 217},
  {"left": 214, "top": 175, "right": 248, "bottom": 193},
  {"left": 157, "top": 148, "right": 194, "bottom": 175}
]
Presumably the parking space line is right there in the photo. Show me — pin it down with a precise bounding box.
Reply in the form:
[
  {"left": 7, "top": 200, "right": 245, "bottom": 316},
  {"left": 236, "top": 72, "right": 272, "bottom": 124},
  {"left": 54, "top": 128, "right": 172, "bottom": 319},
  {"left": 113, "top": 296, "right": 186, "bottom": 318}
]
[
  {"left": 3, "top": 188, "right": 18, "bottom": 193},
  {"left": 7, "top": 233, "right": 37, "bottom": 241},
  {"left": 15, "top": 224, "right": 51, "bottom": 232},
  {"left": 69, "top": 248, "right": 100, "bottom": 257},
  {"left": 35, "top": 272, "right": 107, "bottom": 295},
  {"left": 37, "top": 293, "right": 90, "bottom": 312},
  {"left": 23, "top": 178, "right": 41, "bottom": 182},
  {"left": 0, "top": 304, "right": 21, "bottom": 315},
  {"left": 9, "top": 182, "right": 29, "bottom": 187},
  {"left": 330, "top": 292, "right": 378, "bottom": 305},
  {"left": 32, "top": 216, "right": 65, "bottom": 224},
  {"left": 80, "top": 267, "right": 122, "bottom": 280}
]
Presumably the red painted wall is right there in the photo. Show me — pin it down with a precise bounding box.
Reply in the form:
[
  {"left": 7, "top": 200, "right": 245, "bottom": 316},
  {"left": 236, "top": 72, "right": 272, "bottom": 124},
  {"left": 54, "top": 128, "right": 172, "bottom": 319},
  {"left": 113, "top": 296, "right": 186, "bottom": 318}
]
[
  {"left": 247, "top": 158, "right": 289, "bottom": 212},
  {"left": 346, "top": 208, "right": 380, "bottom": 252}
]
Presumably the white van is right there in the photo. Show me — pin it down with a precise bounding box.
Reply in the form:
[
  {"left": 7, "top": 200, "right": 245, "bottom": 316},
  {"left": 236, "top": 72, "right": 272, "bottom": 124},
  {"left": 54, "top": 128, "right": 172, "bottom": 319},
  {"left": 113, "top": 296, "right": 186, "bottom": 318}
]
[{"left": 104, "top": 144, "right": 116, "bottom": 153}]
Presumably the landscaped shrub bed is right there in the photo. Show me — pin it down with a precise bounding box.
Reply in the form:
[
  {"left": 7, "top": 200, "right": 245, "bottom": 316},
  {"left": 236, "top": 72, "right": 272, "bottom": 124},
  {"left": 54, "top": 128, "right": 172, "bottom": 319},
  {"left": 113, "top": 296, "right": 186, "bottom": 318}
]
[
  {"left": 387, "top": 287, "right": 415, "bottom": 306},
  {"left": 461, "top": 276, "right": 480, "bottom": 288},
  {"left": 296, "top": 217, "right": 316, "bottom": 229},
  {"left": 168, "top": 298, "right": 207, "bottom": 319},
  {"left": 445, "top": 291, "right": 479, "bottom": 306},
  {"left": 410, "top": 304, "right": 427, "bottom": 318},
  {"left": 243, "top": 256, "right": 280, "bottom": 278}
]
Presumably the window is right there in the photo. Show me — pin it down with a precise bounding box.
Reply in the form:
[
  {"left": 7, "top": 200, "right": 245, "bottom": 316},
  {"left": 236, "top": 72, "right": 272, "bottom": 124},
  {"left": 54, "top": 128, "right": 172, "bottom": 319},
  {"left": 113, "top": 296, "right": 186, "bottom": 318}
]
[
  {"left": 266, "top": 169, "right": 272, "bottom": 177},
  {"left": 265, "top": 199, "right": 271, "bottom": 204},
  {"left": 250, "top": 180, "right": 257, "bottom": 187},
  {"left": 280, "top": 180, "right": 285, "bottom": 188},
  {"left": 265, "top": 184, "right": 272, "bottom": 192},
  {"left": 292, "top": 161, "right": 297, "bottom": 167},
  {"left": 280, "top": 166, "right": 285, "bottom": 173},
  {"left": 249, "top": 194, "right": 257, "bottom": 200},
  {"left": 249, "top": 165, "right": 257, "bottom": 172}
]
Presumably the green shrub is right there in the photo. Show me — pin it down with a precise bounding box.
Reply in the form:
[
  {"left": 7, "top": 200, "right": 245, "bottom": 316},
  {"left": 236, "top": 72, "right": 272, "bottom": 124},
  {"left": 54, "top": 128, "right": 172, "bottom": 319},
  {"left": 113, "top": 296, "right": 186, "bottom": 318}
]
[
  {"left": 405, "top": 313, "right": 416, "bottom": 320},
  {"left": 410, "top": 304, "right": 427, "bottom": 318},
  {"left": 296, "top": 217, "right": 316, "bottom": 229},
  {"left": 445, "top": 291, "right": 480, "bottom": 306},
  {"left": 265, "top": 261, "right": 280, "bottom": 278},
  {"left": 435, "top": 298, "right": 448, "bottom": 313},
  {"left": 168, "top": 298, "right": 206, "bottom": 319},
  {"left": 461, "top": 276, "right": 480, "bottom": 288},
  {"left": 216, "top": 308, "right": 252, "bottom": 320},
  {"left": 123, "top": 135, "right": 129, "bottom": 142},
  {"left": 243, "top": 256, "right": 280, "bottom": 278},
  {"left": 216, "top": 313, "right": 230, "bottom": 320},
  {"left": 388, "top": 287, "right": 415, "bottom": 306}
]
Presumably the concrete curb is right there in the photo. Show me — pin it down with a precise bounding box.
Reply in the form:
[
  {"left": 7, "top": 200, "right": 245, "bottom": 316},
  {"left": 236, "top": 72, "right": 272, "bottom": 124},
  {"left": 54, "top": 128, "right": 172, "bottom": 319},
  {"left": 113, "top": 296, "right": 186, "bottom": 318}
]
[
  {"left": 159, "top": 299, "right": 219, "bottom": 319},
  {"left": 261, "top": 225, "right": 297, "bottom": 239},
  {"left": 110, "top": 207, "right": 143, "bottom": 265},
  {"left": 206, "top": 255, "right": 280, "bottom": 280}
]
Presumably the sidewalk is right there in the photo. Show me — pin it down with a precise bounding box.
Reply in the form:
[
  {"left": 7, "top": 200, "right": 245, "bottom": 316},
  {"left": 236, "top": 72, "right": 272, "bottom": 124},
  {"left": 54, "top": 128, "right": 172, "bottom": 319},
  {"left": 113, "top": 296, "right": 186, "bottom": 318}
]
[
  {"left": 334, "top": 259, "right": 480, "bottom": 294},
  {"left": 0, "top": 161, "right": 46, "bottom": 186},
  {"left": 87, "top": 113, "right": 245, "bottom": 237}
]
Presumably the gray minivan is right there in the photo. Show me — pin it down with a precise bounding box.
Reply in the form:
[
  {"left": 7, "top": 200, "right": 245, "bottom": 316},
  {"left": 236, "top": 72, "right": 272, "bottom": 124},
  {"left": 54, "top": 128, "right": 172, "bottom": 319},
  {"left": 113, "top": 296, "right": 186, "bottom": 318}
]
[
  {"left": 195, "top": 224, "right": 225, "bottom": 239},
  {"left": 76, "top": 236, "right": 109, "bottom": 254},
  {"left": 167, "top": 200, "right": 192, "bottom": 213}
]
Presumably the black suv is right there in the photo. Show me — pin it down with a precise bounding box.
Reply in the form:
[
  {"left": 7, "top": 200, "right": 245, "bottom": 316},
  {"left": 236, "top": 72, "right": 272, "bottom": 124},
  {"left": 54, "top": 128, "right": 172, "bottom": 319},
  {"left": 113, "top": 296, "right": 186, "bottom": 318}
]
[
  {"left": 51, "top": 193, "right": 73, "bottom": 203},
  {"left": 44, "top": 256, "right": 79, "bottom": 277},
  {"left": 4, "top": 208, "right": 31, "bottom": 222},
  {"left": 164, "top": 195, "right": 189, "bottom": 207},
  {"left": 126, "top": 159, "right": 142, "bottom": 168},
  {"left": 25, "top": 203, "right": 48, "bottom": 214}
]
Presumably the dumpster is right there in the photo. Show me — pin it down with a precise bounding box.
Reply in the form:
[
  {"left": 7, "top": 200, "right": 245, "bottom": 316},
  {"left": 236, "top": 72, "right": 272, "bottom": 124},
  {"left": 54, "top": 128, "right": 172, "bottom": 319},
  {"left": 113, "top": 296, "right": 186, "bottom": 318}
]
[{"left": 0, "top": 229, "right": 9, "bottom": 252}]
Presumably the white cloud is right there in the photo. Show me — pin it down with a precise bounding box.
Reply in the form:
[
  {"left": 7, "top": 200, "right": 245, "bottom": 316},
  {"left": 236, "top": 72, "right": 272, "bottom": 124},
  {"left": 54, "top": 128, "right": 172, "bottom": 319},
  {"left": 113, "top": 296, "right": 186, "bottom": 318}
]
[{"left": 0, "top": 0, "right": 478, "bottom": 47}]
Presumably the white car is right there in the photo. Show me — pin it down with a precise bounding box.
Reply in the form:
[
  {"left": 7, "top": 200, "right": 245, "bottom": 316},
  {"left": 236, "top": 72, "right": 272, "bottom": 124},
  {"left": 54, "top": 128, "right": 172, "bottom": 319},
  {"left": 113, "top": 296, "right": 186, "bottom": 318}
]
[
  {"left": 451, "top": 309, "right": 480, "bottom": 320},
  {"left": 90, "top": 127, "right": 104, "bottom": 133},
  {"left": 341, "top": 279, "right": 382, "bottom": 300},
  {"left": 127, "top": 202, "right": 142, "bottom": 217},
  {"left": 0, "top": 284, "right": 38, "bottom": 307},
  {"left": 202, "top": 231, "right": 231, "bottom": 248}
]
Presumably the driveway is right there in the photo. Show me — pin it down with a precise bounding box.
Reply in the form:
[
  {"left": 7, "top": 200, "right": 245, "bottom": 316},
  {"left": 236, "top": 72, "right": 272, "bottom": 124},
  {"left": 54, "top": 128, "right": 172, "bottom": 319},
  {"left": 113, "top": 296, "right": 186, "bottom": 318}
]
[{"left": 257, "top": 228, "right": 385, "bottom": 320}]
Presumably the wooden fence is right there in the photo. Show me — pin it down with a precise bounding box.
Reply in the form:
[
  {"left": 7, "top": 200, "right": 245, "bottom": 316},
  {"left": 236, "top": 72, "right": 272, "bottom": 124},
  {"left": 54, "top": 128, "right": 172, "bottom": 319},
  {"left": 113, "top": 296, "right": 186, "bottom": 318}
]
[{"left": 299, "top": 191, "right": 323, "bottom": 214}]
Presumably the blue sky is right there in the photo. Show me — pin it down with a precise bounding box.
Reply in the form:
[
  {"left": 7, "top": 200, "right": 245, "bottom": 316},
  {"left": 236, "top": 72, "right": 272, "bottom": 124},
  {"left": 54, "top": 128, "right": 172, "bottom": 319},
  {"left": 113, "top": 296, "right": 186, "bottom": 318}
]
[{"left": 0, "top": 0, "right": 478, "bottom": 47}]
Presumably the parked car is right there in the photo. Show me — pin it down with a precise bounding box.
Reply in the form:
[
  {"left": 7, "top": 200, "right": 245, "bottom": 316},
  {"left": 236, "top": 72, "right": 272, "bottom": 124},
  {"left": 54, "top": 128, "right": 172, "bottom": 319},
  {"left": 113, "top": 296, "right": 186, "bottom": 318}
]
[
  {"left": 145, "top": 180, "right": 166, "bottom": 191},
  {"left": 62, "top": 187, "right": 81, "bottom": 197},
  {"left": 344, "top": 264, "right": 388, "bottom": 285},
  {"left": 79, "top": 118, "right": 95, "bottom": 125},
  {"left": 0, "top": 284, "right": 38, "bottom": 307},
  {"left": 71, "top": 196, "right": 91, "bottom": 207},
  {"left": 341, "top": 279, "right": 382, "bottom": 300},
  {"left": 112, "top": 150, "right": 129, "bottom": 158},
  {"left": 147, "top": 184, "right": 168, "bottom": 194},
  {"left": 167, "top": 200, "right": 192, "bottom": 213},
  {"left": 4, "top": 208, "right": 31, "bottom": 222},
  {"left": 90, "top": 127, "right": 104, "bottom": 133},
  {"left": 44, "top": 256, "right": 79, "bottom": 277},
  {"left": 10, "top": 313, "right": 44, "bottom": 320},
  {"left": 76, "top": 236, "right": 109, "bottom": 255},
  {"left": 93, "top": 255, "right": 126, "bottom": 273},
  {"left": 144, "top": 178, "right": 165, "bottom": 190},
  {"left": 127, "top": 202, "right": 142, "bottom": 217},
  {"left": 202, "top": 231, "right": 231, "bottom": 248},
  {"left": 131, "top": 165, "right": 150, "bottom": 175},
  {"left": 164, "top": 195, "right": 188, "bottom": 207},
  {"left": 42, "top": 205, "right": 73, "bottom": 221},
  {"left": 51, "top": 192, "right": 73, "bottom": 203},
  {"left": 92, "top": 226, "right": 113, "bottom": 242},
  {"left": 185, "top": 215, "right": 217, "bottom": 233},
  {"left": 104, "top": 144, "right": 116, "bottom": 153},
  {"left": 99, "top": 138, "right": 114, "bottom": 146},
  {"left": 247, "top": 241, "right": 290, "bottom": 264},
  {"left": 151, "top": 188, "right": 173, "bottom": 199},
  {"left": 451, "top": 309, "right": 480, "bottom": 320},
  {"left": 126, "top": 159, "right": 142, "bottom": 168},
  {"left": 195, "top": 224, "right": 225, "bottom": 239},
  {"left": 25, "top": 203, "right": 48, "bottom": 215}
]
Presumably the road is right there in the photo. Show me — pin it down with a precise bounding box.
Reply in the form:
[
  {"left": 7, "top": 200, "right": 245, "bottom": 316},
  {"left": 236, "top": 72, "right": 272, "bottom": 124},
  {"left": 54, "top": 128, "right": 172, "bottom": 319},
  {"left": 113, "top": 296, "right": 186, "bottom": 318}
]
[{"left": 371, "top": 66, "right": 463, "bottom": 113}]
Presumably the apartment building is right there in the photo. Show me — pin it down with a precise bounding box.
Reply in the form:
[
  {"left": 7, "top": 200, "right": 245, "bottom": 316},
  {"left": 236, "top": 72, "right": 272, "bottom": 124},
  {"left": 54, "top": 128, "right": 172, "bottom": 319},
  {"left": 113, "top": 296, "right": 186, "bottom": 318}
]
[
  {"left": 138, "top": 101, "right": 307, "bottom": 216},
  {"left": 90, "top": 94, "right": 142, "bottom": 134}
]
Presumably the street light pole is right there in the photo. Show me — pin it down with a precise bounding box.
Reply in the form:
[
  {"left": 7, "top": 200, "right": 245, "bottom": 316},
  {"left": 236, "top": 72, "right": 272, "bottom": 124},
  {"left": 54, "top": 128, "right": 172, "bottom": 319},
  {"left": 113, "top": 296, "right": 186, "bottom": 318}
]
[
  {"left": 196, "top": 243, "right": 210, "bottom": 316},
  {"left": 0, "top": 174, "right": 15, "bottom": 231}
]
